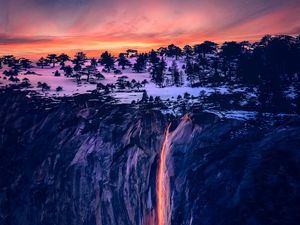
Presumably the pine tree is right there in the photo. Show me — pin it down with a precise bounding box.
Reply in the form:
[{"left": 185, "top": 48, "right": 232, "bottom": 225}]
[
  {"left": 73, "top": 63, "right": 82, "bottom": 73},
  {"left": 47, "top": 54, "right": 58, "bottom": 67},
  {"left": 63, "top": 66, "right": 73, "bottom": 77},
  {"left": 141, "top": 90, "right": 149, "bottom": 103},
  {"left": 117, "top": 53, "right": 131, "bottom": 69},
  {"left": 91, "top": 58, "right": 98, "bottom": 67},
  {"left": 57, "top": 53, "right": 70, "bottom": 67},
  {"left": 194, "top": 41, "right": 218, "bottom": 57},
  {"left": 56, "top": 86, "right": 63, "bottom": 92},
  {"left": 19, "top": 58, "right": 32, "bottom": 69},
  {"left": 73, "top": 52, "right": 87, "bottom": 65},
  {"left": 37, "top": 57, "right": 50, "bottom": 68},
  {"left": 170, "top": 61, "right": 182, "bottom": 86},
  {"left": 99, "top": 51, "right": 115, "bottom": 72},
  {"left": 149, "top": 50, "right": 159, "bottom": 65},
  {"left": 54, "top": 70, "right": 61, "bottom": 76},
  {"left": 185, "top": 60, "right": 196, "bottom": 85},
  {"left": 151, "top": 58, "right": 166, "bottom": 87},
  {"left": 133, "top": 54, "right": 147, "bottom": 72},
  {"left": 167, "top": 44, "right": 182, "bottom": 59},
  {"left": 116, "top": 76, "right": 128, "bottom": 89}
]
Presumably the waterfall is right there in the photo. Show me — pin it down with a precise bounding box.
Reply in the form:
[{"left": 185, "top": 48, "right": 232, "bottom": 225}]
[
  {"left": 157, "top": 123, "right": 172, "bottom": 225},
  {"left": 156, "top": 114, "right": 192, "bottom": 225}
]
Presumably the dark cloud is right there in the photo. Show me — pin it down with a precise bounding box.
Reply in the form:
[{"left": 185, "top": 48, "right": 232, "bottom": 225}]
[
  {"left": 0, "top": 34, "right": 54, "bottom": 44},
  {"left": 33, "top": 0, "right": 95, "bottom": 9},
  {"left": 1, "top": 0, "right": 299, "bottom": 31}
]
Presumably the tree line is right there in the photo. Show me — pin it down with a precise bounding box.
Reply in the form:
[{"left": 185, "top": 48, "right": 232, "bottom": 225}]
[{"left": 1, "top": 34, "right": 300, "bottom": 112}]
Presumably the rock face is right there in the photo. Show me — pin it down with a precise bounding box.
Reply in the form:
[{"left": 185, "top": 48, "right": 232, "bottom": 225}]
[
  {"left": 0, "top": 91, "right": 300, "bottom": 225},
  {"left": 168, "top": 113, "right": 300, "bottom": 225}
]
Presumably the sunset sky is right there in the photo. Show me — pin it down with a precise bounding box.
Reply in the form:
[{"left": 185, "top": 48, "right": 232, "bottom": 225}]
[{"left": 0, "top": 0, "right": 300, "bottom": 58}]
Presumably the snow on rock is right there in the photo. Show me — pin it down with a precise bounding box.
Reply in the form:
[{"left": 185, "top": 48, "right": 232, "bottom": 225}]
[{"left": 205, "top": 110, "right": 300, "bottom": 121}]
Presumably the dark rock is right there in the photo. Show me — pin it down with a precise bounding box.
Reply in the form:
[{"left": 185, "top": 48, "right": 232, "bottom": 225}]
[{"left": 0, "top": 91, "right": 300, "bottom": 225}]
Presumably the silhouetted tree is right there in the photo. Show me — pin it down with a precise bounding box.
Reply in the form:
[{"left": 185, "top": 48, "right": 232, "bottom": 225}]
[
  {"left": 116, "top": 76, "right": 128, "bottom": 89},
  {"left": 42, "top": 83, "right": 51, "bottom": 92},
  {"left": 170, "top": 61, "right": 182, "bottom": 86},
  {"left": 47, "top": 54, "right": 58, "bottom": 67},
  {"left": 141, "top": 79, "right": 148, "bottom": 86},
  {"left": 56, "top": 86, "right": 63, "bottom": 92},
  {"left": 2, "top": 55, "right": 16, "bottom": 66},
  {"left": 21, "top": 77, "right": 31, "bottom": 87},
  {"left": 133, "top": 81, "right": 143, "bottom": 90},
  {"left": 37, "top": 57, "right": 50, "bottom": 68},
  {"left": 220, "top": 41, "right": 243, "bottom": 81},
  {"left": 37, "top": 82, "right": 51, "bottom": 92},
  {"left": 95, "top": 72, "right": 105, "bottom": 80},
  {"left": 220, "top": 41, "right": 243, "bottom": 60},
  {"left": 19, "top": 58, "right": 32, "bottom": 69},
  {"left": 3, "top": 69, "right": 18, "bottom": 77},
  {"left": 58, "top": 53, "right": 70, "bottom": 67},
  {"left": 157, "top": 47, "right": 167, "bottom": 56},
  {"left": 151, "top": 58, "right": 166, "bottom": 87},
  {"left": 183, "top": 45, "right": 193, "bottom": 60},
  {"left": 133, "top": 54, "right": 147, "bottom": 72},
  {"left": 73, "top": 52, "right": 87, "bottom": 65},
  {"left": 237, "top": 51, "right": 259, "bottom": 85},
  {"left": 209, "top": 59, "right": 223, "bottom": 86},
  {"left": 167, "top": 44, "right": 182, "bottom": 59},
  {"left": 91, "top": 58, "right": 98, "bottom": 67},
  {"left": 149, "top": 50, "right": 160, "bottom": 65},
  {"left": 194, "top": 41, "right": 217, "bottom": 57},
  {"left": 9, "top": 76, "right": 20, "bottom": 83},
  {"left": 63, "top": 65, "right": 73, "bottom": 77},
  {"left": 141, "top": 90, "right": 149, "bottom": 103},
  {"left": 54, "top": 70, "right": 61, "bottom": 77},
  {"left": 73, "top": 63, "right": 82, "bottom": 73},
  {"left": 259, "top": 34, "right": 272, "bottom": 46},
  {"left": 82, "top": 65, "right": 99, "bottom": 81},
  {"left": 117, "top": 53, "right": 131, "bottom": 69},
  {"left": 185, "top": 60, "right": 196, "bottom": 85},
  {"left": 99, "top": 51, "right": 115, "bottom": 72}
]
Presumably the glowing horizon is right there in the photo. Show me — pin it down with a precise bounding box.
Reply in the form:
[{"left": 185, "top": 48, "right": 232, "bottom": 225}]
[{"left": 1, "top": 0, "right": 300, "bottom": 59}]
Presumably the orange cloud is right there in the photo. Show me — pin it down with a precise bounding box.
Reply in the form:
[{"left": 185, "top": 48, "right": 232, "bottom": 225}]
[{"left": 0, "top": 0, "right": 299, "bottom": 59}]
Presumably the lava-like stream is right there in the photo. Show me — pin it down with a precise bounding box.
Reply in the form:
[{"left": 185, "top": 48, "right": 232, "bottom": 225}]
[
  {"left": 157, "top": 123, "right": 172, "bottom": 225},
  {"left": 156, "top": 114, "right": 191, "bottom": 225}
]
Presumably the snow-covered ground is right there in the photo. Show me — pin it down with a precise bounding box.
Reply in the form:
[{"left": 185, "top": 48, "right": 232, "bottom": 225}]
[
  {"left": 0, "top": 65, "right": 96, "bottom": 97},
  {"left": 0, "top": 56, "right": 250, "bottom": 103},
  {"left": 1, "top": 56, "right": 299, "bottom": 121}
]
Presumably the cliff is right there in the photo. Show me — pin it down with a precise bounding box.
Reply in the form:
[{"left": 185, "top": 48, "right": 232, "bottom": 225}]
[{"left": 0, "top": 91, "right": 300, "bottom": 225}]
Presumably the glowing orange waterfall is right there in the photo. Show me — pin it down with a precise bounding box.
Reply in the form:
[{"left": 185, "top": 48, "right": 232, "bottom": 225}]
[{"left": 157, "top": 123, "right": 172, "bottom": 225}]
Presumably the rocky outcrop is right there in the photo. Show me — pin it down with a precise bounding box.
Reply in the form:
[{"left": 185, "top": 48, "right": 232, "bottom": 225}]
[
  {"left": 0, "top": 91, "right": 300, "bottom": 225},
  {"left": 168, "top": 113, "right": 300, "bottom": 225}
]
